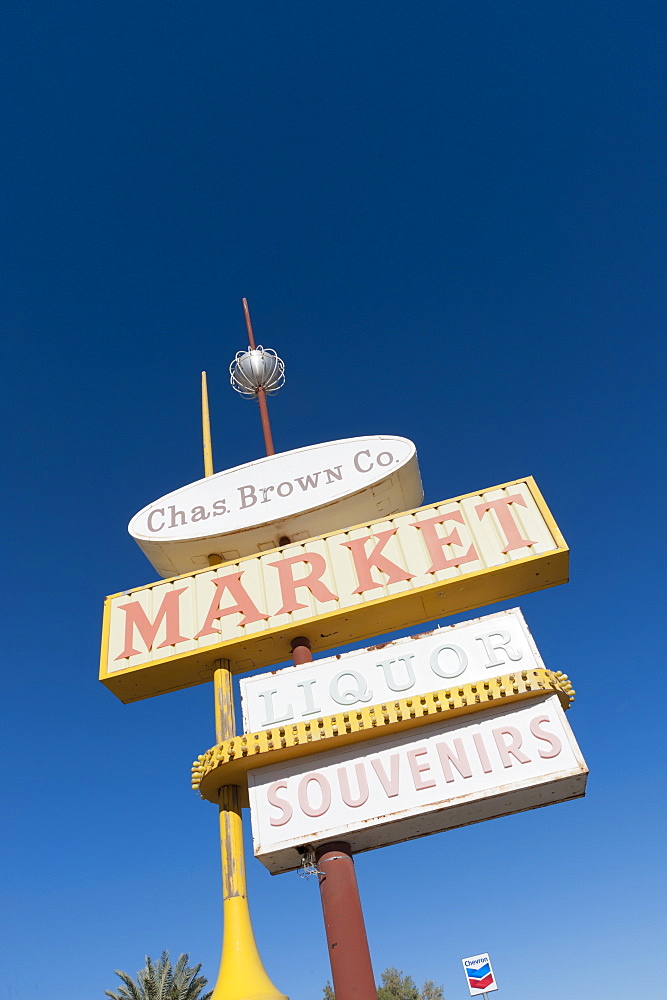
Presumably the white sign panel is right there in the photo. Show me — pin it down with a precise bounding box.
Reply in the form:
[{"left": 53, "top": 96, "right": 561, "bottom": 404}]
[
  {"left": 248, "top": 694, "right": 587, "bottom": 873},
  {"left": 129, "top": 435, "right": 423, "bottom": 578},
  {"left": 462, "top": 953, "right": 498, "bottom": 996},
  {"left": 241, "top": 608, "right": 543, "bottom": 731}
]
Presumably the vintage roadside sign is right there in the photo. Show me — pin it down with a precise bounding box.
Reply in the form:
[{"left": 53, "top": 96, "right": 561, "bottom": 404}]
[
  {"left": 462, "top": 954, "right": 498, "bottom": 996},
  {"left": 129, "top": 435, "right": 423, "bottom": 578},
  {"left": 246, "top": 693, "right": 587, "bottom": 874},
  {"left": 101, "top": 477, "right": 568, "bottom": 702},
  {"left": 240, "top": 608, "right": 546, "bottom": 731}
]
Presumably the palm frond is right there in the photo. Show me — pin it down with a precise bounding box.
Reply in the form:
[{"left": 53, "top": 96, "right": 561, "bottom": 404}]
[{"left": 105, "top": 950, "right": 211, "bottom": 1000}]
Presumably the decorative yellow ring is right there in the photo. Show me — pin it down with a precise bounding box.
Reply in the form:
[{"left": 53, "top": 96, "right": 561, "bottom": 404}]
[{"left": 192, "top": 668, "right": 574, "bottom": 804}]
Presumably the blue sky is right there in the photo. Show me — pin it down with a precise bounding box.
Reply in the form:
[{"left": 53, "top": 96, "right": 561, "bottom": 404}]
[{"left": 1, "top": 3, "right": 664, "bottom": 999}]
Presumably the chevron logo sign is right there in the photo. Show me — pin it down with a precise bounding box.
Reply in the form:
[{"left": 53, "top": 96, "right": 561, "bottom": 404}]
[{"left": 462, "top": 953, "right": 498, "bottom": 995}]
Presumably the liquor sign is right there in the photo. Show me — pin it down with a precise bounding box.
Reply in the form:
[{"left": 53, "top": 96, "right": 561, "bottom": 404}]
[
  {"left": 462, "top": 954, "right": 498, "bottom": 996},
  {"left": 101, "top": 478, "right": 567, "bottom": 703},
  {"left": 240, "top": 608, "right": 545, "bottom": 731},
  {"left": 129, "top": 436, "right": 423, "bottom": 578},
  {"left": 247, "top": 693, "right": 587, "bottom": 874}
]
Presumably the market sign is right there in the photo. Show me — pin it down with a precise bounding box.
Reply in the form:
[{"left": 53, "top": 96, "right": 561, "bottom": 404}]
[
  {"left": 101, "top": 477, "right": 567, "bottom": 703},
  {"left": 129, "top": 435, "right": 423, "bottom": 578},
  {"left": 247, "top": 693, "right": 588, "bottom": 874},
  {"left": 462, "top": 954, "right": 498, "bottom": 996},
  {"left": 240, "top": 608, "right": 545, "bottom": 731}
]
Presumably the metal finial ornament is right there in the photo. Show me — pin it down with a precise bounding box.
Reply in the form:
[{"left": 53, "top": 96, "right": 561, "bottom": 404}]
[
  {"left": 229, "top": 347, "right": 285, "bottom": 397},
  {"left": 230, "top": 298, "right": 285, "bottom": 398},
  {"left": 230, "top": 298, "right": 283, "bottom": 456}
]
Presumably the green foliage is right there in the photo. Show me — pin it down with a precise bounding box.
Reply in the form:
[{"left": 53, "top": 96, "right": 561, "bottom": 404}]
[
  {"left": 420, "top": 980, "right": 445, "bottom": 1000},
  {"left": 105, "top": 950, "right": 212, "bottom": 1000},
  {"left": 323, "top": 966, "right": 445, "bottom": 1000},
  {"left": 378, "top": 965, "right": 419, "bottom": 1000},
  {"left": 377, "top": 967, "right": 421, "bottom": 1000}
]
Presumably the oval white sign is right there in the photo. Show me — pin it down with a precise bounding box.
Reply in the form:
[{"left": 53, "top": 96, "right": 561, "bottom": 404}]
[{"left": 129, "top": 435, "right": 423, "bottom": 578}]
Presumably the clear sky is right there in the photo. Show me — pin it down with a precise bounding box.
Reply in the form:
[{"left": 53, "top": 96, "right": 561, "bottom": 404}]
[{"left": 1, "top": 3, "right": 664, "bottom": 999}]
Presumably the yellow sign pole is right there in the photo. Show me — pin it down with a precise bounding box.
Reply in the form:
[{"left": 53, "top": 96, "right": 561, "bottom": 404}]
[
  {"left": 201, "top": 371, "right": 215, "bottom": 479},
  {"left": 202, "top": 373, "right": 287, "bottom": 1000}
]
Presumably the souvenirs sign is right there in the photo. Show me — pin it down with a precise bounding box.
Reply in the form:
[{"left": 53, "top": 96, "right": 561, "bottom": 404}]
[
  {"left": 129, "top": 436, "right": 423, "bottom": 578},
  {"left": 247, "top": 693, "right": 587, "bottom": 874},
  {"left": 101, "top": 477, "right": 568, "bottom": 703},
  {"left": 240, "top": 608, "right": 545, "bottom": 731}
]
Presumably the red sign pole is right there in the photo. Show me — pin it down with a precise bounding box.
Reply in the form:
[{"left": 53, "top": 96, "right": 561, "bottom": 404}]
[
  {"left": 234, "top": 310, "right": 376, "bottom": 1000},
  {"left": 243, "top": 298, "right": 276, "bottom": 456},
  {"left": 290, "top": 637, "right": 377, "bottom": 1000}
]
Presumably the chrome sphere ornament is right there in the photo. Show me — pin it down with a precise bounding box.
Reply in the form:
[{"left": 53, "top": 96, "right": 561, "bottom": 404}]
[{"left": 230, "top": 346, "right": 285, "bottom": 398}]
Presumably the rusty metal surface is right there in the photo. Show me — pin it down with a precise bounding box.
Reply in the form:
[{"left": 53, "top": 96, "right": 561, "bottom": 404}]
[
  {"left": 316, "top": 842, "right": 377, "bottom": 1000},
  {"left": 290, "top": 635, "right": 313, "bottom": 666},
  {"left": 213, "top": 659, "right": 235, "bottom": 744},
  {"left": 212, "top": 660, "right": 247, "bottom": 900},
  {"left": 243, "top": 298, "right": 276, "bottom": 455}
]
